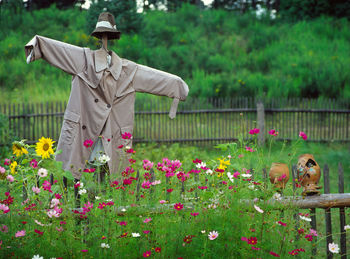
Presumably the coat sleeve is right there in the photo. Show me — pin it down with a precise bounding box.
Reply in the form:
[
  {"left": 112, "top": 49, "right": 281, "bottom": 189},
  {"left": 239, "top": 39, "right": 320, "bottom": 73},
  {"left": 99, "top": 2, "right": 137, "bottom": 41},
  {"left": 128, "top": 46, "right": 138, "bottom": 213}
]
[
  {"left": 133, "top": 64, "right": 189, "bottom": 119},
  {"left": 25, "top": 35, "right": 86, "bottom": 75}
]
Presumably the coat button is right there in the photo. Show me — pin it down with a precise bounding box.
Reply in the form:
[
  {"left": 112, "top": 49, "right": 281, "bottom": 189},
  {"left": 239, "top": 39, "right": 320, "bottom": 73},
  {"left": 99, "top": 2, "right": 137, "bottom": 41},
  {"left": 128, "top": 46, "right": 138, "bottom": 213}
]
[
  {"left": 107, "top": 104, "right": 111, "bottom": 108},
  {"left": 82, "top": 125, "right": 86, "bottom": 130},
  {"left": 94, "top": 99, "right": 99, "bottom": 103}
]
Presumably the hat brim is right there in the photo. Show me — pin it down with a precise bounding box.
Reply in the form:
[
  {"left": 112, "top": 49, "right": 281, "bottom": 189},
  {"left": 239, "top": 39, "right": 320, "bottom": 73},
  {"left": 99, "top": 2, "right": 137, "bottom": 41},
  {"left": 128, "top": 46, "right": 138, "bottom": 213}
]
[{"left": 91, "top": 27, "right": 121, "bottom": 40}]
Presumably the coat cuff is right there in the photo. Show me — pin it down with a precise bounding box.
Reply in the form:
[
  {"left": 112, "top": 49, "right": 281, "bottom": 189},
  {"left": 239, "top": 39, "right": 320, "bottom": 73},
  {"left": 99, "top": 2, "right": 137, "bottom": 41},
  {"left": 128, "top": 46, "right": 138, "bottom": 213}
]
[
  {"left": 25, "top": 36, "right": 42, "bottom": 63},
  {"left": 169, "top": 98, "right": 179, "bottom": 119}
]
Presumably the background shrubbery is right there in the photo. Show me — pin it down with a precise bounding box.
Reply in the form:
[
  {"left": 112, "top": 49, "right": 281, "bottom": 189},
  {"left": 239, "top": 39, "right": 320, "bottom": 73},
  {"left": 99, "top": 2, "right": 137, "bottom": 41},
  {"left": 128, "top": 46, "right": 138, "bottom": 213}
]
[{"left": 0, "top": 3, "right": 350, "bottom": 102}]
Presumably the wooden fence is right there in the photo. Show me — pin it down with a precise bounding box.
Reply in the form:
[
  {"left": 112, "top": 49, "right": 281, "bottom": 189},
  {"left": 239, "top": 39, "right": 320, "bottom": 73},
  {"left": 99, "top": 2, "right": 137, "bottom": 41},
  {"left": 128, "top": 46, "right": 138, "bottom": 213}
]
[{"left": 0, "top": 97, "right": 349, "bottom": 145}]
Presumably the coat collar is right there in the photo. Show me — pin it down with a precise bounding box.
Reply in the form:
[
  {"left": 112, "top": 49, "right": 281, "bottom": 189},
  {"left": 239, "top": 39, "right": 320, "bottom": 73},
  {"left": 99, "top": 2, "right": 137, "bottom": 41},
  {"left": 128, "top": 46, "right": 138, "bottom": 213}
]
[{"left": 94, "top": 48, "right": 122, "bottom": 81}]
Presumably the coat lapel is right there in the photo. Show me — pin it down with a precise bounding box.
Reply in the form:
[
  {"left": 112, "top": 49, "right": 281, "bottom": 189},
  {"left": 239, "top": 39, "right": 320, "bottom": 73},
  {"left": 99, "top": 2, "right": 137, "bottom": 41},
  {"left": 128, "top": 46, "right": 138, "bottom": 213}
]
[{"left": 94, "top": 48, "right": 122, "bottom": 81}]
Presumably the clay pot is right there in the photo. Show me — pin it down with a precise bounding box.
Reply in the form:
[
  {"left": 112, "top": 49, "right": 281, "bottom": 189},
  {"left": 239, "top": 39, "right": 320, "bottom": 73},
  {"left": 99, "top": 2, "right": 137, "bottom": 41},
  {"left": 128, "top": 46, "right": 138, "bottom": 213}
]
[
  {"left": 297, "top": 154, "right": 321, "bottom": 196},
  {"left": 269, "top": 163, "right": 290, "bottom": 189}
]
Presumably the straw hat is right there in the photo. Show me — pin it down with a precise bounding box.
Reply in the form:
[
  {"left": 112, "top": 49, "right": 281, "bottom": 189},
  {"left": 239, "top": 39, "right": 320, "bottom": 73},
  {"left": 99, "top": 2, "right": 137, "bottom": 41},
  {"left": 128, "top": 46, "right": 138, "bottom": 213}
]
[{"left": 91, "top": 12, "right": 121, "bottom": 40}]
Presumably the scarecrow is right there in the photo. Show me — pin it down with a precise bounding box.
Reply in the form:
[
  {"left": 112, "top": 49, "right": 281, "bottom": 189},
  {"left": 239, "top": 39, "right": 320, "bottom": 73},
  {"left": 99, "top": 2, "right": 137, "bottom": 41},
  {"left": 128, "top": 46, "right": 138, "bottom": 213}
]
[{"left": 25, "top": 12, "right": 189, "bottom": 180}]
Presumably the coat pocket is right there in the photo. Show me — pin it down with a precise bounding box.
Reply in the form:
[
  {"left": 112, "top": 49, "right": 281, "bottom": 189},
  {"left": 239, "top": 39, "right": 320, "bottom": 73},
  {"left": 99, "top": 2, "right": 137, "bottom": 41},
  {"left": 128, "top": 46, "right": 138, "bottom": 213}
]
[
  {"left": 60, "top": 110, "right": 80, "bottom": 145},
  {"left": 121, "top": 126, "right": 133, "bottom": 148}
]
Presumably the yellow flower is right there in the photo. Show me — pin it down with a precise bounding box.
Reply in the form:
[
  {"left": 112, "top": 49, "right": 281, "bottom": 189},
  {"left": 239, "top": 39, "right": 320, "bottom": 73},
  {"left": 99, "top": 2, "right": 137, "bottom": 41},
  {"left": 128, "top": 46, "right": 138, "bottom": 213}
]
[
  {"left": 12, "top": 141, "right": 28, "bottom": 157},
  {"left": 10, "top": 161, "right": 17, "bottom": 175},
  {"left": 218, "top": 158, "right": 230, "bottom": 170},
  {"left": 36, "top": 137, "right": 55, "bottom": 159}
]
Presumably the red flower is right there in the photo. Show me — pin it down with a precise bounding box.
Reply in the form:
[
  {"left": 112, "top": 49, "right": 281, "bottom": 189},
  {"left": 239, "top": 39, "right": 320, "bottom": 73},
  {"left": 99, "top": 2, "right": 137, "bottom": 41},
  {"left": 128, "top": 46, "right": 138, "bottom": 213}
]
[
  {"left": 55, "top": 193, "right": 62, "bottom": 199},
  {"left": 251, "top": 246, "right": 261, "bottom": 250},
  {"left": 83, "top": 139, "right": 94, "bottom": 148},
  {"left": 248, "top": 237, "right": 258, "bottom": 245},
  {"left": 174, "top": 203, "right": 184, "bottom": 211},
  {"left": 121, "top": 132, "right": 132, "bottom": 139},
  {"left": 126, "top": 148, "right": 136, "bottom": 154},
  {"left": 198, "top": 186, "right": 208, "bottom": 190},
  {"left": 118, "top": 145, "right": 124, "bottom": 149},
  {"left": 190, "top": 212, "right": 199, "bottom": 217},
  {"left": 155, "top": 247, "right": 161, "bottom": 253},
  {"left": 297, "top": 228, "right": 305, "bottom": 234},
  {"left": 193, "top": 158, "right": 202, "bottom": 164},
  {"left": 21, "top": 221, "right": 27, "bottom": 225},
  {"left": 129, "top": 158, "right": 136, "bottom": 164},
  {"left": 183, "top": 235, "right": 195, "bottom": 244},
  {"left": 269, "top": 251, "right": 280, "bottom": 257},
  {"left": 277, "top": 221, "right": 287, "bottom": 226},
  {"left": 83, "top": 168, "right": 96, "bottom": 173},
  {"left": 34, "top": 229, "right": 44, "bottom": 235},
  {"left": 167, "top": 189, "right": 173, "bottom": 193},
  {"left": 143, "top": 251, "right": 151, "bottom": 257}
]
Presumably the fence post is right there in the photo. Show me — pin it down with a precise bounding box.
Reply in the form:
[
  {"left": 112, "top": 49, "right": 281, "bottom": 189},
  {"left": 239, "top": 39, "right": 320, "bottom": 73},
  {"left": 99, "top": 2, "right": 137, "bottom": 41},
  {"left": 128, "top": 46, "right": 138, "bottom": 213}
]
[
  {"left": 257, "top": 101, "right": 265, "bottom": 146},
  {"left": 338, "top": 163, "right": 347, "bottom": 259},
  {"left": 324, "top": 164, "right": 333, "bottom": 259}
]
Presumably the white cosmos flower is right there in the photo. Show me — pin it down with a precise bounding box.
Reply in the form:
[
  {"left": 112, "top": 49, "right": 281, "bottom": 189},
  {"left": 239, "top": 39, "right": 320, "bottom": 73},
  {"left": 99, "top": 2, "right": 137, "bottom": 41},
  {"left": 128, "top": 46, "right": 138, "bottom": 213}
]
[
  {"left": 206, "top": 169, "right": 213, "bottom": 175},
  {"left": 241, "top": 173, "right": 252, "bottom": 178},
  {"left": 227, "top": 172, "right": 234, "bottom": 183},
  {"left": 101, "top": 243, "right": 110, "bottom": 248},
  {"left": 132, "top": 233, "right": 140, "bottom": 237},
  {"left": 95, "top": 196, "right": 101, "bottom": 200},
  {"left": 344, "top": 225, "right": 350, "bottom": 231},
  {"left": 78, "top": 189, "right": 87, "bottom": 195},
  {"left": 328, "top": 242, "right": 339, "bottom": 254},
  {"left": 37, "top": 168, "right": 48, "bottom": 178},
  {"left": 208, "top": 231, "right": 219, "bottom": 240},
  {"left": 272, "top": 193, "right": 282, "bottom": 200},
  {"left": 201, "top": 230, "right": 206, "bottom": 234},
  {"left": 254, "top": 204, "right": 264, "bottom": 213},
  {"left": 299, "top": 215, "right": 311, "bottom": 222},
  {"left": 196, "top": 162, "right": 206, "bottom": 169},
  {"left": 98, "top": 154, "right": 110, "bottom": 164},
  {"left": 32, "top": 255, "right": 43, "bottom": 259},
  {"left": 121, "top": 208, "right": 127, "bottom": 212}
]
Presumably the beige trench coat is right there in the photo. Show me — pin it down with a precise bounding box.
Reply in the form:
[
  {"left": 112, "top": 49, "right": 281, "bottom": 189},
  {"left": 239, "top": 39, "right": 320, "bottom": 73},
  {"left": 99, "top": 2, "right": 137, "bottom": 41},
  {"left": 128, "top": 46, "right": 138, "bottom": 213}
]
[{"left": 25, "top": 35, "right": 189, "bottom": 179}]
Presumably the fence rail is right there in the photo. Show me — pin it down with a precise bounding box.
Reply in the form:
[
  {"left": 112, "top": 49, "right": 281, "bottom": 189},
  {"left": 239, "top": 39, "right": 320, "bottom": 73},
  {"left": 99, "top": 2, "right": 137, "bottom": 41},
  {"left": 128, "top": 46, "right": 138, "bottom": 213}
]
[{"left": 0, "top": 97, "right": 349, "bottom": 145}]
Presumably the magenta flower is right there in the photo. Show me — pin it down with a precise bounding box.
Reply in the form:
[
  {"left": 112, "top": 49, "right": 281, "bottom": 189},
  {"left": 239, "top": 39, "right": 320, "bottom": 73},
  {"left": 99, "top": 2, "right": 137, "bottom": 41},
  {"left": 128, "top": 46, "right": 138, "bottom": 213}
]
[
  {"left": 0, "top": 166, "right": 5, "bottom": 174},
  {"left": 142, "top": 160, "right": 154, "bottom": 170},
  {"left": 0, "top": 224, "right": 8, "bottom": 233},
  {"left": 269, "top": 129, "right": 278, "bottom": 136},
  {"left": 42, "top": 180, "right": 52, "bottom": 193},
  {"left": 4, "top": 159, "right": 11, "bottom": 166},
  {"left": 141, "top": 181, "right": 151, "bottom": 189},
  {"left": 190, "top": 212, "right": 199, "bottom": 217},
  {"left": 299, "top": 131, "right": 307, "bottom": 140},
  {"left": 34, "top": 229, "right": 44, "bottom": 235},
  {"left": 83, "top": 139, "right": 94, "bottom": 148},
  {"left": 83, "top": 168, "right": 96, "bottom": 173},
  {"left": 270, "top": 251, "right": 280, "bottom": 257},
  {"left": 121, "top": 132, "right": 132, "bottom": 139},
  {"left": 174, "top": 203, "right": 184, "bottom": 211},
  {"left": 249, "top": 128, "right": 260, "bottom": 135},
  {"left": 29, "top": 159, "right": 38, "bottom": 169},
  {"left": 233, "top": 171, "right": 240, "bottom": 178},
  {"left": 159, "top": 200, "right": 166, "bottom": 204},
  {"left": 15, "top": 230, "right": 26, "bottom": 237},
  {"left": 143, "top": 251, "right": 151, "bottom": 257},
  {"left": 277, "top": 221, "right": 287, "bottom": 226}
]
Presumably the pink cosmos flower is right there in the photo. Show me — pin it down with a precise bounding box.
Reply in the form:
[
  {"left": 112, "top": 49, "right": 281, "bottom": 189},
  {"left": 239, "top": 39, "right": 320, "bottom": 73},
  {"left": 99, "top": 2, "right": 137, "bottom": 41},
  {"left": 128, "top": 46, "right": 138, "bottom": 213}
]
[
  {"left": 309, "top": 229, "right": 318, "bottom": 237},
  {"left": 56, "top": 227, "right": 64, "bottom": 232},
  {"left": 141, "top": 181, "right": 151, "bottom": 189},
  {"left": 159, "top": 200, "right": 166, "bottom": 204},
  {"left": 15, "top": 230, "right": 26, "bottom": 237},
  {"left": 0, "top": 166, "right": 5, "bottom": 174},
  {"left": 119, "top": 221, "right": 127, "bottom": 226},
  {"left": 143, "top": 218, "right": 152, "bottom": 223},
  {"left": 251, "top": 246, "right": 261, "bottom": 250},
  {"left": 7, "top": 175, "right": 14, "bottom": 182},
  {"left": 249, "top": 128, "right": 260, "bottom": 135},
  {"left": 245, "top": 146, "right": 256, "bottom": 152},
  {"left": 83, "top": 139, "right": 94, "bottom": 148},
  {"left": 299, "top": 131, "right": 307, "bottom": 140},
  {"left": 142, "top": 160, "right": 154, "bottom": 170},
  {"left": 29, "top": 159, "right": 38, "bottom": 169},
  {"left": 31, "top": 186, "right": 41, "bottom": 194},
  {"left": 0, "top": 224, "right": 8, "bottom": 233},
  {"left": 208, "top": 231, "right": 219, "bottom": 240},
  {"left": 174, "top": 203, "right": 184, "bottom": 211},
  {"left": 38, "top": 168, "right": 48, "bottom": 178},
  {"left": 143, "top": 230, "right": 150, "bottom": 234}
]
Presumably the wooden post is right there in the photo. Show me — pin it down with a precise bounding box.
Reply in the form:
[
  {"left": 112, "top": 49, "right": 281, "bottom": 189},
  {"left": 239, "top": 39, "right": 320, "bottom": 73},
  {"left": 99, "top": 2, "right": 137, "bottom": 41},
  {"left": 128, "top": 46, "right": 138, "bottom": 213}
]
[
  {"left": 135, "top": 170, "right": 141, "bottom": 202},
  {"left": 257, "top": 101, "right": 265, "bottom": 146},
  {"left": 338, "top": 163, "right": 346, "bottom": 259},
  {"left": 323, "top": 164, "right": 333, "bottom": 259}
]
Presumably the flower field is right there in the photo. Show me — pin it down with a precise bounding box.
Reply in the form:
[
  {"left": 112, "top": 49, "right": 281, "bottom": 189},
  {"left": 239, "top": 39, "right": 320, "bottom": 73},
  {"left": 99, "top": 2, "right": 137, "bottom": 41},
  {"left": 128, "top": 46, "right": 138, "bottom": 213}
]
[{"left": 0, "top": 131, "right": 349, "bottom": 258}]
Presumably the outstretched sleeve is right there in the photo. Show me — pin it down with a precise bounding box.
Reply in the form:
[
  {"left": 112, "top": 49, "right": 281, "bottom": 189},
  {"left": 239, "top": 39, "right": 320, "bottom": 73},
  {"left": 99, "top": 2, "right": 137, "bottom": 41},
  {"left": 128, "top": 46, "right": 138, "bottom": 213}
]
[
  {"left": 25, "top": 35, "right": 86, "bottom": 75},
  {"left": 133, "top": 64, "right": 189, "bottom": 119}
]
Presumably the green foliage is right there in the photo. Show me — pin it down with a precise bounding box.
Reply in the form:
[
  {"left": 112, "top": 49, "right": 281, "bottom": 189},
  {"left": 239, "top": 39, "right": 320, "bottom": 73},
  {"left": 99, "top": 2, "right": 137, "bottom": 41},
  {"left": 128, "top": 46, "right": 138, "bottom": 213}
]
[{"left": 1, "top": 4, "right": 350, "bottom": 102}]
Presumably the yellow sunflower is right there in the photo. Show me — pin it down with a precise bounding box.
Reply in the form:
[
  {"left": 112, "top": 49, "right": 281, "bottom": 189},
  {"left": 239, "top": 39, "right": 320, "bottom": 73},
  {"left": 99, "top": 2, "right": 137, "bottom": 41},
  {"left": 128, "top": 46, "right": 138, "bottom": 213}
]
[
  {"left": 36, "top": 137, "right": 55, "bottom": 159},
  {"left": 10, "top": 161, "right": 17, "bottom": 175},
  {"left": 12, "top": 141, "right": 28, "bottom": 157}
]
